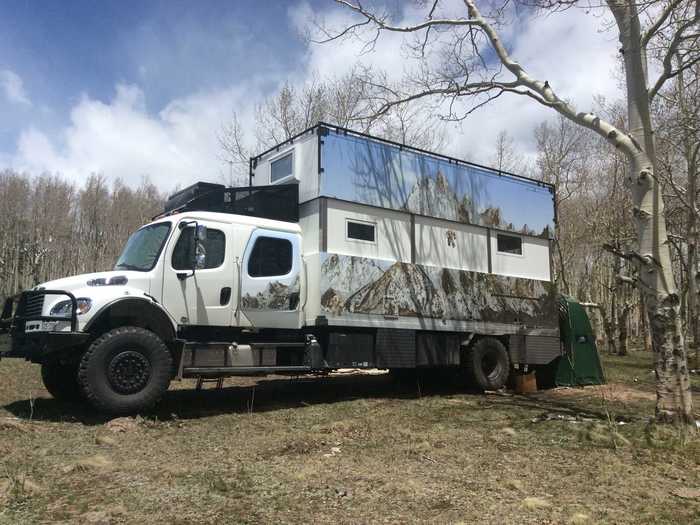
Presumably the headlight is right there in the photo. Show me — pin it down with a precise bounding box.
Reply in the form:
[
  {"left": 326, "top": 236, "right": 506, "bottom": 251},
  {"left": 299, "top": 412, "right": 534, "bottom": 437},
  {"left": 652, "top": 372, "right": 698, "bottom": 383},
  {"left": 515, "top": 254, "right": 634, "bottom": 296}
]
[{"left": 50, "top": 298, "right": 92, "bottom": 317}]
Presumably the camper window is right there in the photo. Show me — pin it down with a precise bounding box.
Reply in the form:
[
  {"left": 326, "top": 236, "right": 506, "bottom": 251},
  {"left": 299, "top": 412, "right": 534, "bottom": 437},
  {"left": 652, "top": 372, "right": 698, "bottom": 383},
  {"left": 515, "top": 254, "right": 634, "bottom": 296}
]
[
  {"left": 346, "top": 219, "right": 376, "bottom": 243},
  {"left": 270, "top": 152, "right": 293, "bottom": 183},
  {"left": 496, "top": 233, "right": 522, "bottom": 255},
  {"left": 248, "top": 237, "right": 292, "bottom": 277},
  {"left": 172, "top": 227, "right": 226, "bottom": 270}
]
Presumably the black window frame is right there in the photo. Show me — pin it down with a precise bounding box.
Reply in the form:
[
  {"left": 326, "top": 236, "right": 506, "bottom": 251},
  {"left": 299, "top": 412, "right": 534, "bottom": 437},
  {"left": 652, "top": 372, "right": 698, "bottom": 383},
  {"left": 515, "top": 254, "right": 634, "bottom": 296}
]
[
  {"left": 270, "top": 152, "right": 294, "bottom": 184},
  {"left": 171, "top": 226, "right": 227, "bottom": 270},
  {"left": 247, "top": 236, "right": 293, "bottom": 278},
  {"left": 346, "top": 219, "right": 376, "bottom": 243},
  {"left": 496, "top": 233, "right": 523, "bottom": 255}
]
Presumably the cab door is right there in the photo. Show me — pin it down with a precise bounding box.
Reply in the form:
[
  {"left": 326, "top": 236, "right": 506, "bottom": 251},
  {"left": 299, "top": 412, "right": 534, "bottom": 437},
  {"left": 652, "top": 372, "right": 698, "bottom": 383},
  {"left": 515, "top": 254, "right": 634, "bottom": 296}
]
[
  {"left": 240, "top": 229, "right": 302, "bottom": 329},
  {"left": 161, "top": 220, "right": 233, "bottom": 326}
]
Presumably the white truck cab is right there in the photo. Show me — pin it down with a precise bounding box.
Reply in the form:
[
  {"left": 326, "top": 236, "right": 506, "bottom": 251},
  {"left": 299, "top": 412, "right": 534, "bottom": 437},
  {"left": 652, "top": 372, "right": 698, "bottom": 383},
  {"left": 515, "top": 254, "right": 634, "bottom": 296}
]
[
  {"left": 27, "top": 211, "right": 304, "bottom": 335},
  {"left": 0, "top": 184, "right": 317, "bottom": 414}
]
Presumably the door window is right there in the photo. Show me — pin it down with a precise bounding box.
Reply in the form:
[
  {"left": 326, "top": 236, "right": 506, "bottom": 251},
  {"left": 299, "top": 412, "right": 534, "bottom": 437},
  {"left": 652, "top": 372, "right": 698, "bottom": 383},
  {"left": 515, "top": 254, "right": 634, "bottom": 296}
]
[
  {"left": 172, "top": 227, "right": 226, "bottom": 270},
  {"left": 247, "top": 237, "right": 292, "bottom": 277}
]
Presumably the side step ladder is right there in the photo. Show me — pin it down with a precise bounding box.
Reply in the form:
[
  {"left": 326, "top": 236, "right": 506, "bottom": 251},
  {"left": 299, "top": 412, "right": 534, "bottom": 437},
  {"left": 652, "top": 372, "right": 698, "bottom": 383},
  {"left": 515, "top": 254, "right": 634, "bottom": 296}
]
[{"left": 195, "top": 377, "right": 225, "bottom": 390}]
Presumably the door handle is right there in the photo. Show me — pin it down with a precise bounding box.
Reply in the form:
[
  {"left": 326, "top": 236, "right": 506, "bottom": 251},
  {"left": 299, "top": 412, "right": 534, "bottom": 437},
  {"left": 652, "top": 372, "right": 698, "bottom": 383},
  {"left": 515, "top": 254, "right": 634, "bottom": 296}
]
[{"left": 220, "top": 287, "right": 232, "bottom": 305}]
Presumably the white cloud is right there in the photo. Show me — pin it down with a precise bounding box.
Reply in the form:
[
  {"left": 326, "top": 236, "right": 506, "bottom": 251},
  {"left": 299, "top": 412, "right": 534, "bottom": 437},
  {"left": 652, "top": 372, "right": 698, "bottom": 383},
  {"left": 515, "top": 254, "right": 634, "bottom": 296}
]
[
  {"left": 10, "top": 83, "right": 263, "bottom": 191},
  {"left": 0, "top": 69, "right": 32, "bottom": 106},
  {"left": 290, "top": 3, "right": 622, "bottom": 166}
]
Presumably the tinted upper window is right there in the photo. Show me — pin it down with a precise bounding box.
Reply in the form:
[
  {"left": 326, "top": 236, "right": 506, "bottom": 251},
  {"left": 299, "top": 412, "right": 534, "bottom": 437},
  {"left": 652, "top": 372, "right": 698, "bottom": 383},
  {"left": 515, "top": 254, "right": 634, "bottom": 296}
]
[
  {"left": 270, "top": 153, "right": 293, "bottom": 183},
  {"left": 497, "top": 234, "right": 522, "bottom": 255},
  {"left": 172, "top": 227, "right": 226, "bottom": 270},
  {"left": 248, "top": 237, "right": 292, "bottom": 277},
  {"left": 347, "top": 220, "right": 375, "bottom": 242}
]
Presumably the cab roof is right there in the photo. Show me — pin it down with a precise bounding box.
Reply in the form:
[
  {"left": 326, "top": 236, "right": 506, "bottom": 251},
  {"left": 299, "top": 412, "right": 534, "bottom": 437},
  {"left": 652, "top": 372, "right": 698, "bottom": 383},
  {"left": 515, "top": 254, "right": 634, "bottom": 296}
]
[{"left": 150, "top": 211, "right": 302, "bottom": 234}]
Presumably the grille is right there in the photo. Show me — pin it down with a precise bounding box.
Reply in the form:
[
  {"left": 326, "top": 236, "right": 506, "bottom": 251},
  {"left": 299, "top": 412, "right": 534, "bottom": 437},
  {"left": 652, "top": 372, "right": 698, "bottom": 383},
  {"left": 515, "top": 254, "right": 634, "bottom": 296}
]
[{"left": 23, "top": 293, "right": 45, "bottom": 318}]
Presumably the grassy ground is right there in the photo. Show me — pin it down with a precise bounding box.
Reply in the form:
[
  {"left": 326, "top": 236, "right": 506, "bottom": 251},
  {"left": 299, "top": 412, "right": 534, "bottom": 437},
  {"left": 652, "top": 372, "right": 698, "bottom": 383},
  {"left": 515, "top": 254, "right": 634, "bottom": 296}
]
[{"left": 0, "top": 350, "right": 698, "bottom": 524}]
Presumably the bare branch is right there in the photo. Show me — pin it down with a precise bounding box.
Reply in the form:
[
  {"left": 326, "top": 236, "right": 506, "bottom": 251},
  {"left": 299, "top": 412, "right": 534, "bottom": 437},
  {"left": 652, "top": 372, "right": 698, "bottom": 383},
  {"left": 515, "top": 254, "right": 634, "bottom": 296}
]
[{"left": 642, "top": 0, "right": 686, "bottom": 46}]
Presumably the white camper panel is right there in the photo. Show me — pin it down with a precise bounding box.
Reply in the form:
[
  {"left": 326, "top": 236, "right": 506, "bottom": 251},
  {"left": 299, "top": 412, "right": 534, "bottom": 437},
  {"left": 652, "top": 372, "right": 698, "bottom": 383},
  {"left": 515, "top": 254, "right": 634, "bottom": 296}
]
[
  {"left": 253, "top": 131, "right": 319, "bottom": 202},
  {"left": 326, "top": 200, "right": 411, "bottom": 263},
  {"left": 491, "top": 233, "right": 551, "bottom": 281},
  {"left": 323, "top": 199, "right": 550, "bottom": 281},
  {"left": 414, "top": 216, "right": 489, "bottom": 273},
  {"left": 298, "top": 200, "right": 320, "bottom": 255}
]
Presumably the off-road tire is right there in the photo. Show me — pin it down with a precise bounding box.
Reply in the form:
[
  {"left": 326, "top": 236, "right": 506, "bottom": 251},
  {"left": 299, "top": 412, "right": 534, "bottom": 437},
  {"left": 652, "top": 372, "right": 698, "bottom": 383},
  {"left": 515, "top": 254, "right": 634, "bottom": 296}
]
[
  {"left": 41, "top": 358, "right": 82, "bottom": 402},
  {"left": 78, "top": 326, "right": 172, "bottom": 415},
  {"left": 464, "top": 337, "right": 510, "bottom": 391}
]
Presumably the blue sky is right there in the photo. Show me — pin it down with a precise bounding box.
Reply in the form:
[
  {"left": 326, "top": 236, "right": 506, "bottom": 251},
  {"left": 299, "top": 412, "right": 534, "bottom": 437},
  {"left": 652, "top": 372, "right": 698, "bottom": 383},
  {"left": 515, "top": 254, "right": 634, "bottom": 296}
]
[
  {"left": 0, "top": 1, "right": 622, "bottom": 191},
  {"left": 0, "top": 1, "right": 307, "bottom": 152}
]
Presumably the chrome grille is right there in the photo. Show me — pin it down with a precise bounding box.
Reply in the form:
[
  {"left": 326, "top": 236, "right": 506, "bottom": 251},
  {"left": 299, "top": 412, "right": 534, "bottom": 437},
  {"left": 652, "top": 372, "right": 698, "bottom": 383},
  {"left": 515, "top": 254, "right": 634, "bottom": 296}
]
[{"left": 23, "top": 293, "right": 45, "bottom": 318}]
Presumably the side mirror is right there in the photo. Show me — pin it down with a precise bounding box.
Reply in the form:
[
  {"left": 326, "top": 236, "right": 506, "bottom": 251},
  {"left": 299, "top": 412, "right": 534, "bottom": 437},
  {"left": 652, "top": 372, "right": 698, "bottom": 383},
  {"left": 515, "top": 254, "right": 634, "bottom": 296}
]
[{"left": 194, "top": 225, "right": 207, "bottom": 270}]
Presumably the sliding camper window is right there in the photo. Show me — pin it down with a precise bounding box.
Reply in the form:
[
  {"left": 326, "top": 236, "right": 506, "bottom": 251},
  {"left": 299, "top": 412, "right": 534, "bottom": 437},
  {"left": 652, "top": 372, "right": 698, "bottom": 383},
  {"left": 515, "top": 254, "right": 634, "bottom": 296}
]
[
  {"left": 496, "top": 233, "right": 522, "bottom": 255},
  {"left": 172, "top": 227, "right": 226, "bottom": 270},
  {"left": 346, "top": 219, "right": 376, "bottom": 243},
  {"left": 270, "top": 152, "right": 293, "bottom": 183},
  {"left": 248, "top": 236, "right": 292, "bottom": 277}
]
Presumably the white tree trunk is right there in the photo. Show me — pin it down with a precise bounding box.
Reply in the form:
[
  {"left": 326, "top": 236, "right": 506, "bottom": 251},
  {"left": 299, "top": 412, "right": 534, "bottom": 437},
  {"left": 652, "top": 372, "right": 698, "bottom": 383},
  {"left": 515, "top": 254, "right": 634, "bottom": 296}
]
[{"left": 607, "top": 0, "right": 694, "bottom": 423}]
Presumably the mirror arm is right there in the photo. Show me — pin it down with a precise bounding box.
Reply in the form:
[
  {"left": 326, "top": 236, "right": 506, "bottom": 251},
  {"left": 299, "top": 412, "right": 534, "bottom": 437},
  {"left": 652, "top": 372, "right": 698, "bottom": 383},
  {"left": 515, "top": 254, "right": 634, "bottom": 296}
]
[{"left": 176, "top": 220, "right": 198, "bottom": 279}]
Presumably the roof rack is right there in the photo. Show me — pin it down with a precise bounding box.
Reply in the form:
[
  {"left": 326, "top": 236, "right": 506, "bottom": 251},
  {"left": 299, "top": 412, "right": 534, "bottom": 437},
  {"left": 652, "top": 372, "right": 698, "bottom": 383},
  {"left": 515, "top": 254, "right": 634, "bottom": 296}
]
[{"left": 154, "top": 183, "right": 299, "bottom": 223}]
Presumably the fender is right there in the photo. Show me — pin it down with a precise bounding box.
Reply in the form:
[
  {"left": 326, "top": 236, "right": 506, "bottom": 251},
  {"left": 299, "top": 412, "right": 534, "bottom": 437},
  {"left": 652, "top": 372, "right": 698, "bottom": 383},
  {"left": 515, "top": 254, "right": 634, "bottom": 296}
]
[{"left": 84, "top": 297, "right": 177, "bottom": 343}]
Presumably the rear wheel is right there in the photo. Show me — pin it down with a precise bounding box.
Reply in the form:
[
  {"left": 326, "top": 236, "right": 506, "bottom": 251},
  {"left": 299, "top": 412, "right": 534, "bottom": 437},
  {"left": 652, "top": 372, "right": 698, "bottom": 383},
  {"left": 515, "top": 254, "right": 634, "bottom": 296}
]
[
  {"left": 464, "top": 337, "right": 510, "bottom": 391},
  {"left": 78, "top": 326, "right": 173, "bottom": 415},
  {"left": 41, "top": 358, "right": 82, "bottom": 402}
]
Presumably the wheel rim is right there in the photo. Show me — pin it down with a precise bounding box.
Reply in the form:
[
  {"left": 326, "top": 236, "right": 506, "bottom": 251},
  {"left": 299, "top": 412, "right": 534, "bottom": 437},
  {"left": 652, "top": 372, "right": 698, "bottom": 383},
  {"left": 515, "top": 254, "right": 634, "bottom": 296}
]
[{"left": 107, "top": 350, "right": 152, "bottom": 394}]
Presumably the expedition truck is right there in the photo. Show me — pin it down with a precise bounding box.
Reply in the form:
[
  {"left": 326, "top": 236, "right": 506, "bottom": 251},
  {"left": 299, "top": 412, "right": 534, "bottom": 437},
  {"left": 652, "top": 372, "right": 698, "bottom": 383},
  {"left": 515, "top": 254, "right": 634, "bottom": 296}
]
[{"left": 0, "top": 123, "right": 598, "bottom": 414}]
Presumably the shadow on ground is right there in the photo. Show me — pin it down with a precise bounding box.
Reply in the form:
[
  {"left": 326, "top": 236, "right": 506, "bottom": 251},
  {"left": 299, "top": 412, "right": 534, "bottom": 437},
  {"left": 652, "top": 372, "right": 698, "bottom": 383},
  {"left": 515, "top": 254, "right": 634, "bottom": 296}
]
[{"left": 3, "top": 371, "right": 620, "bottom": 426}]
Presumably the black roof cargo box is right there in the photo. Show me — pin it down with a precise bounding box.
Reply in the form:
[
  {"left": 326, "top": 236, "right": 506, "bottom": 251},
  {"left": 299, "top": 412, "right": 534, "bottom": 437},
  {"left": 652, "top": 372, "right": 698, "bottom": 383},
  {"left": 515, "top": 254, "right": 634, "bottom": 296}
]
[
  {"left": 165, "top": 182, "right": 225, "bottom": 213},
  {"left": 162, "top": 182, "right": 299, "bottom": 223}
]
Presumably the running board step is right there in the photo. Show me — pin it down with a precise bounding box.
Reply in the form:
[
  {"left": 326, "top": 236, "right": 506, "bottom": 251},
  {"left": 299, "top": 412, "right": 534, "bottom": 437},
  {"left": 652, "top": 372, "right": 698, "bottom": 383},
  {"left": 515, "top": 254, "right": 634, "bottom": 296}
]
[{"left": 176, "top": 336, "right": 324, "bottom": 379}]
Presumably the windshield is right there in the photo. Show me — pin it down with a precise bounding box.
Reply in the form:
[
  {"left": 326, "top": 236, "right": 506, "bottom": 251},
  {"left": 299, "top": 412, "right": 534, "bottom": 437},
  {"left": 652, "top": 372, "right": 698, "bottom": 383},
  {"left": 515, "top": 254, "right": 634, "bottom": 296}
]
[{"left": 115, "top": 222, "right": 172, "bottom": 272}]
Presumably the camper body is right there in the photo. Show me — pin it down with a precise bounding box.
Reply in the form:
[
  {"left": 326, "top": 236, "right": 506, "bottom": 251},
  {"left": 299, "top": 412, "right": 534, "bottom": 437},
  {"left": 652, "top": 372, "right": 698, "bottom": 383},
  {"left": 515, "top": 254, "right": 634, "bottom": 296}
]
[{"left": 0, "top": 124, "right": 562, "bottom": 414}]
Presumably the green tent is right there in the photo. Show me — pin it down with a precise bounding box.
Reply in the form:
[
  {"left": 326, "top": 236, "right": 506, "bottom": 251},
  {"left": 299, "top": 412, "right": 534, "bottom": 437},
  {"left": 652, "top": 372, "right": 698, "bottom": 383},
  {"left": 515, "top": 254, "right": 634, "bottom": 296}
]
[{"left": 538, "top": 296, "right": 606, "bottom": 387}]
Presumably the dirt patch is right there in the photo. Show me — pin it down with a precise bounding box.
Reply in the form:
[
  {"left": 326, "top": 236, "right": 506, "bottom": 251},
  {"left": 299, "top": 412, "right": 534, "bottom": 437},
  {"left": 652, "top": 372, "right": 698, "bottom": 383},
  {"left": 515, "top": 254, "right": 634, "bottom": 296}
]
[
  {"left": 104, "top": 417, "right": 140, "bottom": 432},
  {"left": 545, "top": 382, "right": 656, "bottom": 402}
]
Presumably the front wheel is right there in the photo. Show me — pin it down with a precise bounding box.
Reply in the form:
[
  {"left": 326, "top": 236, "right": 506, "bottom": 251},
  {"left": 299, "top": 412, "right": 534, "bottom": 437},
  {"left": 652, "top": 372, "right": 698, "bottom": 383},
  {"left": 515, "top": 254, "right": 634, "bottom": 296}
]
[
  {"left": 41, "top": 358, "right": 82, "bottom": 402},
  {"left": 78, "top": 326, "right": 173, "bottom": 415}
]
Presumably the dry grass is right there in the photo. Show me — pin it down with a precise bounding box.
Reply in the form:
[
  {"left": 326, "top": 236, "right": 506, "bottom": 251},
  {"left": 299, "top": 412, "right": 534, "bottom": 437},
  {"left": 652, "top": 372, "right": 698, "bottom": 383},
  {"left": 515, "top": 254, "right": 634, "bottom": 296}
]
[{"left": 0, "top": 349, "right": 698, "bottom": 524}]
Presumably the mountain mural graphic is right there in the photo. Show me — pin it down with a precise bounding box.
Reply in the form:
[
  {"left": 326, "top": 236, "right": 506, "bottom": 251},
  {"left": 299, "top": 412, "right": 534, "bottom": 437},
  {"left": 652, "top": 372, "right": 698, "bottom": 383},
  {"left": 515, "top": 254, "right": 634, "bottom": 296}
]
[
  {"left": 345, "top": 262, "right": 442, "bottom": 317},
  {"left": 320, "top": 254, "right": 557, "bottom": 327},
  {"left": 401, "top": 171, "right": 546, "bottom": 237},
  {"left": 242, "top": 275, "right": 300, "bottom": 311},
  {"left": 404, "top": 171, "right": 469, "bottom": 223},
  {"left": 323, "top": 131, "right": 554, "bottom": 239}
]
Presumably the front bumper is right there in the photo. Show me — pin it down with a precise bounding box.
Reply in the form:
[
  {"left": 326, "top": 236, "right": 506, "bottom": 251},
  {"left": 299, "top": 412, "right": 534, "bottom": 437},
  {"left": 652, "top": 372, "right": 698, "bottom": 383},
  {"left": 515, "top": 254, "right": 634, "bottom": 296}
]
[{"left": 0, "top": 290, "right": 90, "bottom": 362}]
